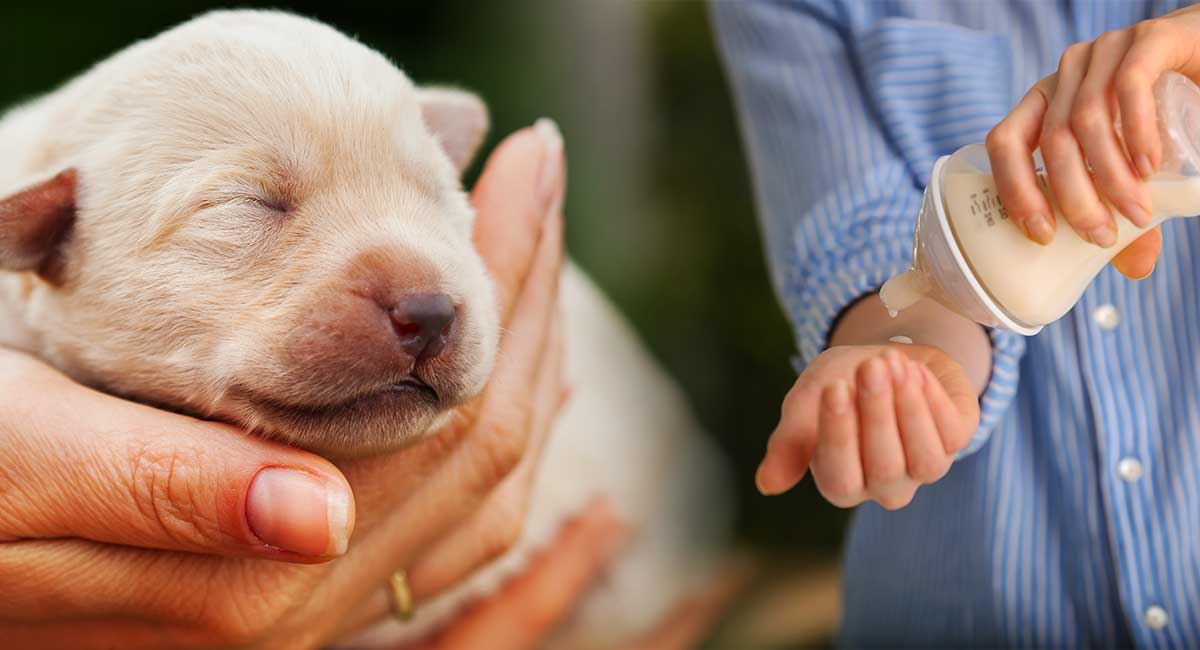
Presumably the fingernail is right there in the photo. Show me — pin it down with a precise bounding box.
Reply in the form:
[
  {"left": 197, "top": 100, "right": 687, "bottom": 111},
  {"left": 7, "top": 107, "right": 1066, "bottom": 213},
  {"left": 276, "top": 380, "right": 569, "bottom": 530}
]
[
  {"left": 1025, "top": 214, "right": 1054, "bottom": 244},
  {"left": 247, "top": 468, "right": 352, "bottom": 557},
  {"left": 888, "top": 335, "right": 913, "bottom": 345},
  {"left": 885, "top": 351, "right": 906, "bottom": 384},
  {"left": 828, "top": 380, "right": 851, "bottom": 414},
  {"left": 1133, "top": 259, "right": 1158, "bottom": 280},
  {"left": 1120, "top": 201, "right": 1149, "bottom": 226},
  {"left": 1086, "top": 223, "right": 1117, "bottom": 248},
  {"left": 1136, "top": 154, "right": 1155, "bottom": 179},
  {"left": 533, "top": 117, "right": 563, "bottom": 205},
  {"left": 908, "top": 361, "right": 925, "bottom": 387},
  {"left": 862, "top": 358, "right": 889, "bottom": 395}
]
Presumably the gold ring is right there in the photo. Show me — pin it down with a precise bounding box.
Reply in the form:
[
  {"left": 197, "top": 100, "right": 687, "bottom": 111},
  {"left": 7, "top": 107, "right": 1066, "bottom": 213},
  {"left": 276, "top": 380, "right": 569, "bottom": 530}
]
[{"left": 387, "top": 570, "right": 416, "bottom": 622}]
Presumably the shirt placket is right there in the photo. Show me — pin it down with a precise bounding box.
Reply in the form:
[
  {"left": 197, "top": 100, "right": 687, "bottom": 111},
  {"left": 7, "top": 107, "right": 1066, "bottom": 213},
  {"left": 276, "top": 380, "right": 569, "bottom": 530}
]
[{"left": 1073, "top": 273, "right": 1170, "bottom": 648}]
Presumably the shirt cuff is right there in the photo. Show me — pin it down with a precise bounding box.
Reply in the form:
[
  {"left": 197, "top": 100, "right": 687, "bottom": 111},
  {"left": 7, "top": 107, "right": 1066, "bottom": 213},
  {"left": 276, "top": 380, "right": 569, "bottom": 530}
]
[
  {"left": 785, "top": 240, "right": 1025, "bottom": 457},
  {"left": 963, "top": 327, "right": 1024, "bottom": 457}
]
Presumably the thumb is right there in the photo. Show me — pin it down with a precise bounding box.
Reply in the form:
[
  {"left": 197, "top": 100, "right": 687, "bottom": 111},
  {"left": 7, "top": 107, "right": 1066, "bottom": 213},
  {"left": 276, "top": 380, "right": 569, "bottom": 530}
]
[
  {"left": 0, "top": 350, "right": 354, "bottom": 562},
  {"left": 1111, "top": 226, "right": 1162, "bottom": 279},
  {"left": 755, "top": 398, "right": 818, "bottom": 496}
]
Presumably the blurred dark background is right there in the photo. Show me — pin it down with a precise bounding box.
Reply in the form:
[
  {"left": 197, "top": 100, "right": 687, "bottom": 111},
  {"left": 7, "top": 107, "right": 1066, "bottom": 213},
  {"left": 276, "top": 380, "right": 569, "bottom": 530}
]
[{"left": 0, "top": 1, "right": 845, "bottom": 646}]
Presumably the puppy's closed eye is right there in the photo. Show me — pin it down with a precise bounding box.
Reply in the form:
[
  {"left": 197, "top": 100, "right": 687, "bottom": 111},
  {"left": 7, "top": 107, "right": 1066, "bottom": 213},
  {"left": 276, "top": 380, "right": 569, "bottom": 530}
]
[
  {"left": 187, "top": 184, "right": 291, "bottom": 214},
  {"left": 201, "top": 187, "right": 292, "bottom": 217},
  {"left": 243, "top": 194, "right": 291, "bottom": 214}
]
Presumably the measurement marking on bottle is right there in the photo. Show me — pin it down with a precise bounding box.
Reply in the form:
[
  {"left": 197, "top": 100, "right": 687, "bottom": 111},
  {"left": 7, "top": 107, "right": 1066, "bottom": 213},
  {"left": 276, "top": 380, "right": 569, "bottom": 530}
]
[{"left": 968, "top": 187, "right": 1009, "bottom": 227}]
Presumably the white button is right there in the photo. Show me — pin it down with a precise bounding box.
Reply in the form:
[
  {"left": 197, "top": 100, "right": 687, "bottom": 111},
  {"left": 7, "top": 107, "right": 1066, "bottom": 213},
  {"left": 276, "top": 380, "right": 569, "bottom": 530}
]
[
  {"left": 1117, "top": 457, "right": 1144, "bottom": 482},
  {"left": 1093, "top": 304, "right": 1121, "bottom": 330},
  {"left": 1144, "top": 605, "right": 1169, "bottom": 630}
]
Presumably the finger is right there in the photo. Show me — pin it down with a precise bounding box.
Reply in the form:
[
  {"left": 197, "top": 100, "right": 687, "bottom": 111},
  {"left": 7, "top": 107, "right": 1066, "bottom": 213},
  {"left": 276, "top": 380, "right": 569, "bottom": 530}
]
[
  {"left": 0, "top": 535, "right": 340, "bottom": 647},
  {"left": 489, "top": 201, "right": 566, "bottom": 396},
  {"left": 0, "top": 618, "right": 209, "bottom": 650},
  {"left": 1042, "top": 42, "right": 1118, "bottom": 247},
  {"left": 343, "top": 208, "right": 566, "bottom": 580},
  {"left": 1111, "top": 226, "right": 1163, "bottom": 279},
  {"left": 809, "top": 380, "right": 864, "bottom": 508},
  {"left": 471, "top": 119, "right": 565, "bottom": 320},
  {"left": 1116, "top": 20, "right": 1196, "bottom": 176},
  {"left": 330, "top": 588, "right": 391, "bottom": 646},
  {"left": 406, "top": 310, "right": 568, "bottom": 601},
  {"left": 0, "top": 351, "right": 353, "bottom": 562},
  {"left": 618, "top": 555, "right": 758, "bottom": 650},
  {"left": 441, "top": 184, "right": 565, "bottom": 499},
  {"left": 0, "top": 534, "right": 327, "bottom": 640},
  {"left": 361, "top": 204, "right": 567, "bottom": 567},
  {"left": 919, "top": 365, "right": 973, "bottom": 456},
  {"left": 895, "top": 359, "right": 951, "bottom": 484},
  {"left": 856, "top": 355, "right": 916, "bottom": 510},
  {"left": 1073, "top": 29, "right": 1152, "bottom": 226},
  {"left": 417, "top": 498, "right": 628, "bottom": 650},
  {"left": 987, "top": 77, "right": 1057, "bottom": 243},
  {"left": 921, "top": 358, "right": 981, "bottom": 430},
  {"left": 755, "top": 385, "right": 819, "bottom": 496}
]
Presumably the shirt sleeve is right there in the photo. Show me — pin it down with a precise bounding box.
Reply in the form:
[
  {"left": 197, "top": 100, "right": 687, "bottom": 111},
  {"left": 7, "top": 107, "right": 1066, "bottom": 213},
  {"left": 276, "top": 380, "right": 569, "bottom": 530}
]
[{"left": 710, "top": 0, "right": 1024, "bottom": 455}]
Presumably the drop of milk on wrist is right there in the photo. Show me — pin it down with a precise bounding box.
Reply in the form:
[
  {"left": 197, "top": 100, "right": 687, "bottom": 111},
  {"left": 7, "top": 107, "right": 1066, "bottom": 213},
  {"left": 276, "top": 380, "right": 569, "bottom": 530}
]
[{"left": 880, "top": 270, "right": 928, "bottom": 318}]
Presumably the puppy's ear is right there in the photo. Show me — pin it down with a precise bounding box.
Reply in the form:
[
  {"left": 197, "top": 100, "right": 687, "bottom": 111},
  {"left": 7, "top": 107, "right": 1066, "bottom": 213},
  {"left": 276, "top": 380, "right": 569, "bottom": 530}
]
[
  {"left": 418, "top": 87, "right": 489, "bottom": 175},
  {"left": 0, "top": 170, "right": 77, "bottom": 273}
]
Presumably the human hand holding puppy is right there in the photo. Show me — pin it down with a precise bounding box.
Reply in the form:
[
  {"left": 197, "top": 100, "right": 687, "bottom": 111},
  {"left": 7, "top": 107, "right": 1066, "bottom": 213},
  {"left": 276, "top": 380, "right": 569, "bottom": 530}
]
[{"left": 0, "top": 123, "right": 604, "bottom": 648}]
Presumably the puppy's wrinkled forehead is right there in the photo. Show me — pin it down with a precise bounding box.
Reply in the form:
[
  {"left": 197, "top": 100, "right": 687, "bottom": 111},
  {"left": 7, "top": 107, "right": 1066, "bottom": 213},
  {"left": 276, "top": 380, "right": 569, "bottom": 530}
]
[{"left": 81, "top": 11, "right": 463, "bottom": 228}]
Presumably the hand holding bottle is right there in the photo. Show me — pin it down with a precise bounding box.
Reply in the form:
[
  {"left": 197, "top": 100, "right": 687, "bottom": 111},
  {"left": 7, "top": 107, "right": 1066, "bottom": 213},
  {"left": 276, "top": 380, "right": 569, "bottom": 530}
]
[{"left": 986, "top": 4, "right": 1200, "bottom": 279}]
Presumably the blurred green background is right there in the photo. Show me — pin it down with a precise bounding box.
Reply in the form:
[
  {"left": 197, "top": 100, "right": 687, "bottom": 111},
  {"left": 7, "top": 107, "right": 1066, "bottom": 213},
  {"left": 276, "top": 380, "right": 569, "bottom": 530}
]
[{"left": 0, "top": 1, "right": 846, "bottom": 646}]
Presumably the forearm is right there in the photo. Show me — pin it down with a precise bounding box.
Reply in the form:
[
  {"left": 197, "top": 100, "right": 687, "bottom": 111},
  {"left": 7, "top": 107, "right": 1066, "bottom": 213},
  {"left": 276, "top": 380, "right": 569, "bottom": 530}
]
[{"left": 830, "top": 294, "right": 992, "bottom": 396}]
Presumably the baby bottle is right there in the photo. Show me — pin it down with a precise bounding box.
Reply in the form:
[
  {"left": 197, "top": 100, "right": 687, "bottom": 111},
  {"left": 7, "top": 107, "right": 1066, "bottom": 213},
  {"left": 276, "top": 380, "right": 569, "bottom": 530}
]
[{"left": 880, "top": 71, "right": 1200, "bottom": 335}]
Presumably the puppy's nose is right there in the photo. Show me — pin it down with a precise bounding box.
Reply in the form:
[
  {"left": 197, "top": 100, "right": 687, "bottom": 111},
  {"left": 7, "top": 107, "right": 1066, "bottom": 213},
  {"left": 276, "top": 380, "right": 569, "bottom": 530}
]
[{"left": 389, "top": 294, "right": 455, "bottom": 362}]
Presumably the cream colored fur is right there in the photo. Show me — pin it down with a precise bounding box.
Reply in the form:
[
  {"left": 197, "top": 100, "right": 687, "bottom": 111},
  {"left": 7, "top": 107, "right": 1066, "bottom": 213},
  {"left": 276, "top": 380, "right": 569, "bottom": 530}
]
[{"left": 0, "top": 10, "right": 729, "bottom": 648}]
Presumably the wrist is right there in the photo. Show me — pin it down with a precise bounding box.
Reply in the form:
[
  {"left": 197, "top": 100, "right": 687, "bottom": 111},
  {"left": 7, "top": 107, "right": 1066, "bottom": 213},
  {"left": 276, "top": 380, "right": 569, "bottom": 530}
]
[{"left": 829, "top": 293, "right": 992, "bottom": 395}]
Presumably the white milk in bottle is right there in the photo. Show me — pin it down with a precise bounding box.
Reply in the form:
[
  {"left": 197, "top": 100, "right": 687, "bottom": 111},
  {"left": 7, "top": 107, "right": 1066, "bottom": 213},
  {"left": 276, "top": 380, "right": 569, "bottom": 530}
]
[{"left": 880, "top": 72, "right": 1200, "bottom": 334}]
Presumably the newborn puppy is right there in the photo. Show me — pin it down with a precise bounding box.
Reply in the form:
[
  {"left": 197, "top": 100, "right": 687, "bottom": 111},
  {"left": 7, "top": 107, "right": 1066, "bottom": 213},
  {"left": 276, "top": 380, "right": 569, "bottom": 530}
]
[{"left": 0, "top": 10, "right": 729, "bottom": 648}]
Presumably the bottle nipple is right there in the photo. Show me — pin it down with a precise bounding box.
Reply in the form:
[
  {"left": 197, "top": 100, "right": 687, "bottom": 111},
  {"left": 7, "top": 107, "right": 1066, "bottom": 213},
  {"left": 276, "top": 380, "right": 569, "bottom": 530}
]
[{"left": 879, "top": 270, "right": 929, "bottom": 317}]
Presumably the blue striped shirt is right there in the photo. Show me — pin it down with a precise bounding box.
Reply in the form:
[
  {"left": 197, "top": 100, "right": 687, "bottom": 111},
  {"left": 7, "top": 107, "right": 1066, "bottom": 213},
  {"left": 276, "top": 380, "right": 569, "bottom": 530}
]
[{"left": 713, "top": 1, "right": 1200, "bottom": 647}]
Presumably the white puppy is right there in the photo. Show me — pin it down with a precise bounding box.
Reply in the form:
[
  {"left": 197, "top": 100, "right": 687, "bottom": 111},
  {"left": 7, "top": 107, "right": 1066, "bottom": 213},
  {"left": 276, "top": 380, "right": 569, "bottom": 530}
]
[{"left": 0, "top": 10, "right": 729, "bottom": 648}]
